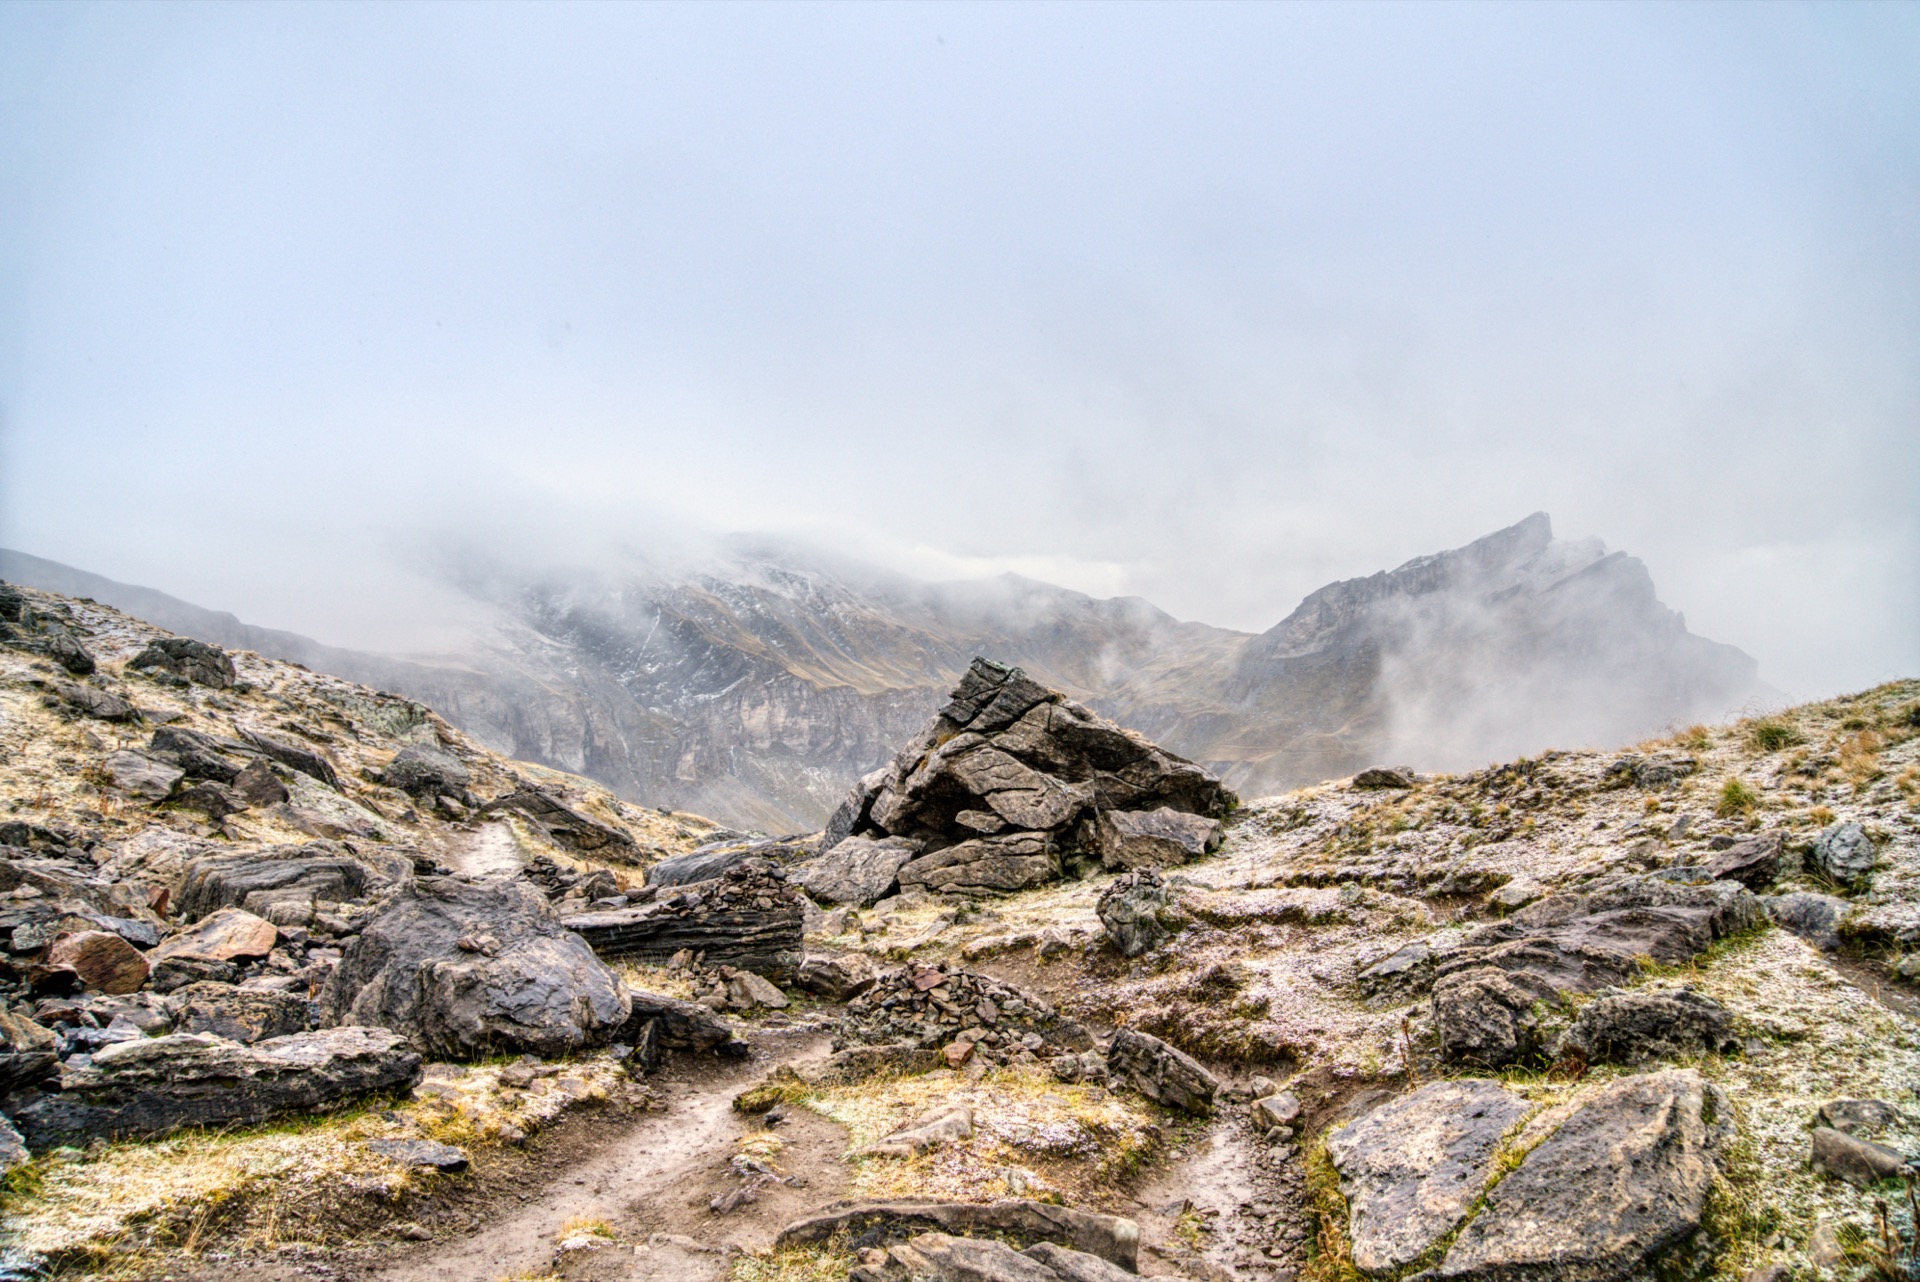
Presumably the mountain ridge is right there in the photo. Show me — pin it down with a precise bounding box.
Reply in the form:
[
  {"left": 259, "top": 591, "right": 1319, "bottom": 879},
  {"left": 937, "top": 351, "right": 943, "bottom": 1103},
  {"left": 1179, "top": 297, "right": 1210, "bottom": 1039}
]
[{"left": 0, "top": 515, "right": 1768, "bottom": 830}]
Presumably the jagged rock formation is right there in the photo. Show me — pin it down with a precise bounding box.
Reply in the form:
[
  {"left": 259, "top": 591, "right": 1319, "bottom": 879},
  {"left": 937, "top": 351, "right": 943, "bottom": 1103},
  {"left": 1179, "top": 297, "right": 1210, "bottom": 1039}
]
[
  {"left": 807, "top": 658, "right": 1234, "bottom": 900},
  {"left": 0, "top": 514, "right": 1768, "bottom": 829}
]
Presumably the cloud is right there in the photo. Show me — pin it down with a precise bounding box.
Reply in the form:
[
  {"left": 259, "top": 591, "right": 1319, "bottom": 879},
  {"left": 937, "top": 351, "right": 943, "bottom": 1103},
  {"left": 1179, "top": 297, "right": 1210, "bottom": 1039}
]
[{"left": 0, "top": 3, "right": 1914, "bottom": 694}]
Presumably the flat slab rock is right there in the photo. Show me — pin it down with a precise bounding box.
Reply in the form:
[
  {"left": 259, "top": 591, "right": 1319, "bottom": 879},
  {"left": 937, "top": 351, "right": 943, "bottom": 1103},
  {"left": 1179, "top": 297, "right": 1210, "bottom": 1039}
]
[
  {"left": 6, "top": 1027, "right": 422, "bottom": 1152},
  {"left": 852, "top": 1232, "right": 1157, "bottom": 1282},
  {"left": 792, "top": 834, "right": 922, "bottom": 907},
  {"left": 777, "top": 1197, "right": 1140, "bottom": 1270},
  {"left": 1431, "top": 1068, "right": 1733, "bottom": 1281},
  {"left": 1326, "top": 1078, "right": 1531, "bottom": 1274}
]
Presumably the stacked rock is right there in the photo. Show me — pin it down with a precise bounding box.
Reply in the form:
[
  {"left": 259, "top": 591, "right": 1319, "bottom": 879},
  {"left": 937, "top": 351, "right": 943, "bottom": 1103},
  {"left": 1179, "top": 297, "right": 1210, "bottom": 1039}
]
[
  {"left": 804, "top": 658, "right": 1235, "bottom": 903},
  {"left": 837, "top": 962, "right": 1093, "bottom": 1062}
]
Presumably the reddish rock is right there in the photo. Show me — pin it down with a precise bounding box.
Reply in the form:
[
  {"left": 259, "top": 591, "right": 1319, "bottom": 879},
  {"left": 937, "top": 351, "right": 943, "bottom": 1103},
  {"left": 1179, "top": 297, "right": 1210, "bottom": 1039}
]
[
  {"left": 153, "top": 907, "right": 278, "bottom": 963},
  {"left": 47, "top": 931, "right": 149, "bottom": 995},
  {"left": 943, "top": 1040, "right": 975, "bottom": 1069}
]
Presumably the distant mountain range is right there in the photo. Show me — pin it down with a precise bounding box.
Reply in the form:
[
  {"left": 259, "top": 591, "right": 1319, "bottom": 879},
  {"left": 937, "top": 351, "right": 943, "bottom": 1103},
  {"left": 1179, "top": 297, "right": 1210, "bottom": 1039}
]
[{"left": 0, "top": 513, "right": 1769, "bottom": 831}]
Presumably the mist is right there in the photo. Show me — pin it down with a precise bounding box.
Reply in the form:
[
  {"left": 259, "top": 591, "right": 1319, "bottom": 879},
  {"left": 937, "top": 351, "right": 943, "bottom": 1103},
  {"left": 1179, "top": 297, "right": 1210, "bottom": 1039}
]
[{"left": 2, "top": 2, "right": 1916, "bottom": 699}]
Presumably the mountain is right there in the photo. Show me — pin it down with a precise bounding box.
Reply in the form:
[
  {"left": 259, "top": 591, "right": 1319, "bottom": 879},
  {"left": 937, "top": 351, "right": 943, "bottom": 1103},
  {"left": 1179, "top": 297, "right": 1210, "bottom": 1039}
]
[{"left": 0, "top": 514, "right": 1768, "bottom": 830}]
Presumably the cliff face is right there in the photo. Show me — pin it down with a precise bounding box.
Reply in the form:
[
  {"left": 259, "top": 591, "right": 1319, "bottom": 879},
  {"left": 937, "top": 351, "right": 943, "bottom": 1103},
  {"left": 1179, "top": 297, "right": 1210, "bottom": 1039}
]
[{"left": 0, "top": 516, "right": 1768, "bottom": 830}]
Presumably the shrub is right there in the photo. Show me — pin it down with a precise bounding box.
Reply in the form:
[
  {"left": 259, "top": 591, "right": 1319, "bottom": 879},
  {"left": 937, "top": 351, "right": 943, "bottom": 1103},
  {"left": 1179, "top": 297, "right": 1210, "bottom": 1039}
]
[
  {"left": 1717, "top": 778, "right": 1761, "bottom": 817},
  {"left": 1748, "top": 720, "right": 1803, "bottom": 753}
]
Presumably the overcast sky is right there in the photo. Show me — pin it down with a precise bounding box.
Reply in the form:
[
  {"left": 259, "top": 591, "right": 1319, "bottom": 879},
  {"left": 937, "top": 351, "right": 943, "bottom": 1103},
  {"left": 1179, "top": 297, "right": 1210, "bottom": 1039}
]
[{"left": 1, "top": 1, "right": 1915, "bottom": 698}]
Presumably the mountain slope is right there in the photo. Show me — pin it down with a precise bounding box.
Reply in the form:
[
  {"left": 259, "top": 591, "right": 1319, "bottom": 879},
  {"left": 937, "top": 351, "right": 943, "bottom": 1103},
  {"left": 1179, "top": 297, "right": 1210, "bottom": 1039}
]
[{"left": 1, "top": 515, "right": 1768, "bottom": 829}]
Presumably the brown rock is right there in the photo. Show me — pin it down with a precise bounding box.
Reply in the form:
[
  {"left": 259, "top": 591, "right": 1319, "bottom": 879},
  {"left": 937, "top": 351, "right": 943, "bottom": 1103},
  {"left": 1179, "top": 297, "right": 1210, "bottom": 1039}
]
[
  {"left": 153, "top": 907, "right": 278, "bottom": 963},
  {"left": 47, "top": 931, "right": 149, "bottom": 995},
  {"left": 943, "top": 1040, "right": 975, "bottom": 1069}
]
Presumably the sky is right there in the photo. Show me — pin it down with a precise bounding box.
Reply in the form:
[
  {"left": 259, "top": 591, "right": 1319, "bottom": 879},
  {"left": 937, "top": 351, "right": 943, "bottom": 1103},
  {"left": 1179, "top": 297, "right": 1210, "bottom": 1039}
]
[{"left": 1, "top": 1, "right": 1915, "bottom": 699}]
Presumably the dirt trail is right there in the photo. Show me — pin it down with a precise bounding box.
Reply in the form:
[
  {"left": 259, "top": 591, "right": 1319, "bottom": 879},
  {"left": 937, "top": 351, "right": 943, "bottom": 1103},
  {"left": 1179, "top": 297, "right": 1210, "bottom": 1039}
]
[
  {"left": 353, "top": 1027, "right": 846, "bottom": 1282},
  {"left": 444, "top": 820, "right": 529, "bottom": 878}
]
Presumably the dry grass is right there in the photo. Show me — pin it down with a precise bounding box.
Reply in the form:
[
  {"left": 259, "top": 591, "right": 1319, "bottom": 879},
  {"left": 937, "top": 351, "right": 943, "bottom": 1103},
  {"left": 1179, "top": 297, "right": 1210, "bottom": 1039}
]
[
  {"left": 794, "top": 1063, "right": 1159, "bottom": 1205},
  {"left": 730, "top": 1237, "right": 859, "bottom": 1282},
  {"left": 0, "top": 1054, "right": 631, "bottom": 1272}
]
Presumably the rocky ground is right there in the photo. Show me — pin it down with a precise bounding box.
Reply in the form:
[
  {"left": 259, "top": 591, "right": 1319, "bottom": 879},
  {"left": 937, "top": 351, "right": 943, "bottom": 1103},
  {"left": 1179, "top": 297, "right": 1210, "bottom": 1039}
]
[{"left": 2, "top": 583, "right": 1918, "bottom": 1282}]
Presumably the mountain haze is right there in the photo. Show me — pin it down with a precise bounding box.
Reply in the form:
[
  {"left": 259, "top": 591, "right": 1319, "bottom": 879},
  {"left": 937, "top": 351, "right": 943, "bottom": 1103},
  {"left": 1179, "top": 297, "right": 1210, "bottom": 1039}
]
[{"left": 0, "top": 515, "right": 1767, "bottom": 829}]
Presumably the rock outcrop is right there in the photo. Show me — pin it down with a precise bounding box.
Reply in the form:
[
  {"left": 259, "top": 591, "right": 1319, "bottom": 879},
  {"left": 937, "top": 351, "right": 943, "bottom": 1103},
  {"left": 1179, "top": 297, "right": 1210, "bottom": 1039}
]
[
  {"left": 808, "top": 658, "right": 1234, "bottom": 899},
  {"left": 1431, "top": 1070, "right": 1732, "bottom": 1280},
  {"left": 1326, "top": 1078, "right": 1531, "bottom": 1274},
  {"left": 6, "top": 1027, "right": 421, "bottom": 1151}
]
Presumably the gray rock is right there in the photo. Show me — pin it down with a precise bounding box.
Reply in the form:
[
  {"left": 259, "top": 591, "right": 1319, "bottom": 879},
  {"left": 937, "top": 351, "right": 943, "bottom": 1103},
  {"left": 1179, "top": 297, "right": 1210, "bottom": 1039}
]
[
  {"left": 0, "top": 1116, "right": 26, "bottom": 1173},
  {"left": 1020, "top": 1241, "right": 1145, "bottom": 1282},
  {"left": 1096, "top": 869, "right": 1181, "bottom": 957},
  {"left": 792, "top": 835, "right": 922, "bottom": 906},
  {"left": 1819, "top": 1098, "right": 1904, "bottom": 1139},
  {"left": 777, "top": 1197, "right": 1139, "bottom": 1270},
  {"left": 0, "top": 1005, "right": 59, "bottom": 1092},
  {"left": 170, "top": 981, "right": 311, "bottom": 1043},
  {"left": 232, "top": 758, "right": 290, "bottom": 806},
  {"left": 1555, "top": 986, "right": 1738, "bottom": 1066},
  {"left": 1358, "top": 941, "right": 1434, "bottom": 998},
  {"left": 898, "top": 832, "right": 1061, "bottom": 896},
  {"left": 322, "top": 877, "right": 631, "bottom": 1060},
  {"left": 177, "top": 845, "right": 392, "bottom": 926},
  {"left": 648, "top": 843, "right": 769, "bottom": 888},
  {"left": 1704, "top": 831, "right": 1782, "bottom": 889},
  {"left": 146, "top": 726, "right": 247, "bottom": 783},
  {"left": 52, "top": 680, "right": 138, "bottom": 721},
  {"left": 1093, "top": 807, "right": 1222, "bottom": 870},
  {"left": 127, "top": 637, "right": 236, "bottom": 688},
  {"left": 1811, "top": 1125, "right": 1910, "bottom": 1187},
  {"left": 795, "top": 952, "right": 880, "bottom": 1001},
  {"left": 1766, "top": 892, "right": 1850, "bottom": 951},
  {"left": 1814, "top": 822, "right": 1875, "bottom": 883},
  {"left": 376, "top": 744, "right": 470, "bottom": 799},
  {"left": 1106, "top": 1028, "right": 1218, "bottom": 1114},
  {"left": 823, "top": 658, "right": 1235, "bottom": 897},
  {"left": 1251, "top": 1091, "right": 1301, "bottom": 1130},
  {"left": 238, "top": 726, "right": 341, "bottom": 790},
  {"left": 480, "top": 785, "right": 633, "bottom": 854},
  {"left": 616, "top": 989, "right": 743, "bottom": 1055},
  {"left": 1325, "top": 1078, "right": 1531, "bottom": 1274},
  {"left": 1433, "top": 965, "right": 1563, "bottom": 1067},
  {"left": 564, "top": 863, "right": 804, "bottom": 978},
  {"left": 856, "top": 1232, "right": 1062, "bottom": 1282},
  {"left": 1353, "top": 767, "right": 1416, "bottom": 789},
  {"left": 46, "top": 631, "right": 95, "bottom": 676},
  {"left": 5, "top": 1027, "right": 421, "bottom": 1151},
  {"left": 1433, "top": 1069, "right": 1732, "bottom": 1281},
  {"left": 1606, "top": 753, "right": 1697, "bottom": 788},
  {"left": 102, "top": 750, "right": 184, "bottom": 801},
  {"left": 367, "top": 1137, "right": 469, "bottom": 1172}
]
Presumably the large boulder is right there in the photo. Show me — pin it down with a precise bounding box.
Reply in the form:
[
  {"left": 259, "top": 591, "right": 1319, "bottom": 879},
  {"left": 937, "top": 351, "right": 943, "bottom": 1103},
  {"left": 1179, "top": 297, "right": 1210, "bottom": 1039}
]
[
  {"left": 1326, "top": 1078, "right": 1532, "bottom": 1274},
  {"left": 1702, "top": 832, "right": 1782, "bottom": 889},
  {"left": 373, "top": 744, "right": 471, "bottom": 799},
  {"left": 1431, "top": 1069, "right": 1732, "bottom": 1281},
  {"left": 1766, "top": 892, "right": 1851, "bottom": 951},
  {"left": 5, "top": 1027, "right": 420, "bottom": 1151},
  {"left": 47, "top": 930, "right": 149, "bottom": 995},
  {"left": 322, "top": 877, "right": 631, "bottom": 1060},
  {"left": 146, "top": 726, "right": 247, "bottom": 783},
  {"left": 102, "top": 750, "right": 185, "bottom": 801},
  {"left": 0, "top": 1006, "right": 58, "bottom": 1091},
  {"left": 128, "top": 637, "right": 236, "bottom": 688},
  {"left": 792, "top": 835, "right": 922, "bottom": 906},
  {"left": 153, "top": 906, "right": 279, "bottom": 964},
  {"left": 825, "top": 658, "right": 1235, "bottom": 895}
]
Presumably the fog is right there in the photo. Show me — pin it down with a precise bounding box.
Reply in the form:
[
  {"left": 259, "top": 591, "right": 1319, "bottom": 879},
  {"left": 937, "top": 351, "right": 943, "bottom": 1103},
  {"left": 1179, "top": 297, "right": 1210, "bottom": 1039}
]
[{"left": 2, "top": 2, "right": 1915, "bottom": 698}]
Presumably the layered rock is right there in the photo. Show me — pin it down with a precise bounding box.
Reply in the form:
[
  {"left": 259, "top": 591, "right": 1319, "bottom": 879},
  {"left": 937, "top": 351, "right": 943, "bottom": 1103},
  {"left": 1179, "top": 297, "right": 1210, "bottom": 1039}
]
[
  {"left": 6, "top": 1027, "right": 421, "bottom": 1151},
  {"left": 562, "top": 863, "right": 804, "bottom": 978},
  {"left": 808, "top": 658, "right": 1235, "bottom": 900}
]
